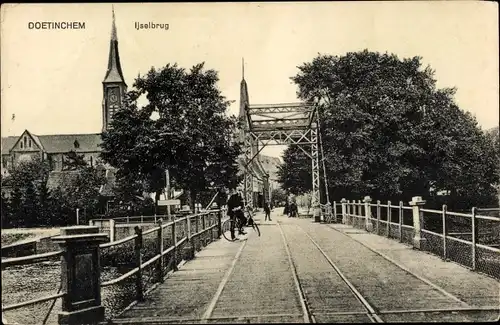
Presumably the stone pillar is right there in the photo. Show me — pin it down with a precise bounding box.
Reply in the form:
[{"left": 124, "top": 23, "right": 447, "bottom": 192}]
[
  {"left": 51, "top": 226, "right": 108, "bottom": 325},
  {"left": 409, "top": 196, "right": 426, "bottom": 249},
  {"left": 364, "top": 196, "right": 374, "bottom": 232},
  {"left": 109, "top": 219, "right": 115, "bottom": 242},
  {"left": 341, "top": 198, "right": 347, "bottom": 224}
]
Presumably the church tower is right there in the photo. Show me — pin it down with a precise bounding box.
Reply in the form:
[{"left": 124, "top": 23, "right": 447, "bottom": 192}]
[{"left": 102, "top": 7, "right": 127, "bottom": 132}]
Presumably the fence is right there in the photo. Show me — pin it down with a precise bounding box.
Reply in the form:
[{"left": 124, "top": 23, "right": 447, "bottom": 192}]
[
  {"left": 338, "top": 196, "right": 500, "bottom": 280},
  {"left": 1, "top": 209, "right": 228, "bottom": 325}
]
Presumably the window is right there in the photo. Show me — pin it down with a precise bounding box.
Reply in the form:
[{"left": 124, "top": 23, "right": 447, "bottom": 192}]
[
  {"left": 90, "top": 156, "right": 93, "bottom": 167},
  {"left": 20, "top": 142, "right": 23, "bottom": 149},
  {"left": 74, "top": 140, "right": 80, "bottom": 149},
  {"left": 24, "top": 137, "right": 27, "bottom": 148},
  {"left": 28, "top": 139, "right": 32, "bottom": 148}
]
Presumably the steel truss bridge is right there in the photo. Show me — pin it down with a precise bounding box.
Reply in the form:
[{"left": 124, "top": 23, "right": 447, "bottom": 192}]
[{"left": 238, "top": 64, "right": 332, "bottom": 221}]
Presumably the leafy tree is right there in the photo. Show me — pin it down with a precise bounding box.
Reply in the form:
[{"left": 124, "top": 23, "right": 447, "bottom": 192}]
[
  {"left": 270, "top": 187, "right": 287, "bottom": 206},
  {"left": 62, "top": 150, "right": 88, "bottom": 171},
  {"left": 101, "top": 62, "right": 242, "bottom": 211},
  {"left": 280, "top": 50, "right": 499, "bottom": 209},
  {"left": 277, "top": 145, "right": 312, "bottom": 195},
  {"left": 2, "top": 157, "right": 50, "bottom": 226},
  {"left": 48, "top": 166, "right": 106, "bottom": 225}
]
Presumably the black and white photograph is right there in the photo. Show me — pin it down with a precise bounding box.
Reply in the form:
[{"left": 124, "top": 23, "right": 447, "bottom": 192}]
[{"left": 1, "top": 2, "right": 499, "bottom": 324}]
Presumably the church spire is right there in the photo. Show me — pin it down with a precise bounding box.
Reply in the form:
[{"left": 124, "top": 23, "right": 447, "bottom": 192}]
[
  {"left": 242, "top": 57, "right": 245, "bottom": 80},
  {"left": 102, "top": 6, "right": 127, "bottom": 132},
  {"left": 239, "top": 58, "right": 249, "bottom": 120},
  {"left": 103, "top": 6, "right": 126, "bottom": 85},
  {"left": 111, "top": 5, "right": 117, "bottom": 41}
]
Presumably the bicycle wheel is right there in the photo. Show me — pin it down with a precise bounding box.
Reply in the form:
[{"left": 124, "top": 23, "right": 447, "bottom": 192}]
[
  {"left": 221, "top": 219, "right": 238, "bottom": 242},
  {"left": 251, "top": 221, "right": 261, "bottom": 237}
]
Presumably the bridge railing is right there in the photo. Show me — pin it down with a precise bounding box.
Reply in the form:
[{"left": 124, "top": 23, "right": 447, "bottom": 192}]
[
  {"left": 2, "top": 208, "right": 229, "bottom": 325},
  {"left": 340, "top": 197, "right": 500, "bottom": 280},
  {"left": 321, "top": 202, "right": 342, "bottom": 223}
]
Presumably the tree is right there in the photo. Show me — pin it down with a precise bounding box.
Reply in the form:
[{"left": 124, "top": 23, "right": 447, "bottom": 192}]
[
  {"left": 62, "top": 150, "right": 88, "bottom": 171},
  {"left": 277, "top": 145, "right": 311, "bottom": 195},
  {"left": 101, "top": 62, "right": 242, "bottom": 211},
  {"left": 2, "top": 157, "right": 51, "bottom": 227},
  {"left": 280, "top": 50, "right": 498, "bottom": 208},
  {"left": 47, "top": 166, "right": 106, "bottom": 225},
  {"left": 270, "top": 187, "right": 287, "bottom": 206}
]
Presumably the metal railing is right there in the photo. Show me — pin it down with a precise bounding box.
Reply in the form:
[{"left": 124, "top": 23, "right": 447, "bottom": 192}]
[
  {"left": 343, "top": 200, "right": 500, "bottom": 280},
  {"left": 97, "top": 209, "right": 228, "bottom": 319},
  {"left": 2, "top": 208, "right": 229, "bottom": 324},
  {"left": 1, "top": 250, "right": 65, "bottom": 324}
]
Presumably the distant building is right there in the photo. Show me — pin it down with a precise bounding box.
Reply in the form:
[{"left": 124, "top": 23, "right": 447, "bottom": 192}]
[{"left": 1, "top": 10, "right": 125, "bottom": 197}]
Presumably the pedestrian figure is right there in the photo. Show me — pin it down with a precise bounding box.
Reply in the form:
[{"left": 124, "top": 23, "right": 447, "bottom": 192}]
[
  {"left": 283, "top": 201, "right": 289, "bottom": 216},
  {"left": 290, "top": 201, "right": 298, "bottom": 218},
  {"left": 264, "top": 202, "right": 271, "bottom": 221}
]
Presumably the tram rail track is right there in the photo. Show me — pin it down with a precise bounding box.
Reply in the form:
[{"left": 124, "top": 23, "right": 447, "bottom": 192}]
[{"left": 277, "top": 221, "right": 383, "bottom": 323}]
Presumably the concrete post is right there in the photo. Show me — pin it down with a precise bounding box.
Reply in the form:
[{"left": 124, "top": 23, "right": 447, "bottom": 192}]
[
  {"left": 183, "top": 217, "right": 195, "bottom": 260},
  {"left": 409, "top": 196, "right": 426, "bottom": 249},
  {"left": 341, "top": 199, "right": 347, "bottom": 224},
  {"left": 333, "top": 201, "right": 337, "bottom": 223},
  {"left": 364, "top": 196, "right": 374, "bottom": 232},
  {"left": 51, "top": 226, "right": 108, "bottom": 325},
  {"left": 109, "top": 219, "right": 115, "bottom": 243}
]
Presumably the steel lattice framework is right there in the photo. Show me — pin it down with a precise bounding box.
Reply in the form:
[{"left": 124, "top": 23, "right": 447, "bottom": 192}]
[{"left": 242, "top": 102, "right": 322, "bottom": 220}]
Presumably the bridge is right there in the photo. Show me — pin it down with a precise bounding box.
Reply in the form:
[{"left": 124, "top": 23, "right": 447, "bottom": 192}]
[
  {"left": 2, "top": 68, "right": 499, "bottom": 324},
  {"left": 2, "top": 199, "right": 499, "bottom": 324}
]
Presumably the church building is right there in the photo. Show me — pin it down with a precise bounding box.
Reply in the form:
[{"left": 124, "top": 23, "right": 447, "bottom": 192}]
[{"left": 1, "top": 9, "right": 126, "bottom": 197}]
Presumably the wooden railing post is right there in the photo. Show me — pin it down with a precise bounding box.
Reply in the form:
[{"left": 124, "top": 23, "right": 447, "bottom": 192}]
[
  {"left": 172, "top": 219, "right": 178, "bottom": 271},
  {"left": 202, "top": 213, "right": 207, "bottom": 246},
  {"left": 156, "top": 219, "right": 164, "bottom": 283},
  {"left": 376, "top": 200, "right": 381, "bottom": 235},
  {"left": 196, "top": 214, "right": 200, "bottom": 251},
  {"left": 471, "top": 207, "right": 477, "bottom": 270},
  {"left": 386, "top": 201, "right": 391, "bottom": 238},
  {"left": 399, "top": 201, "right": 403, "bottom": 242},
  {"left": 363, "top": 196, "right": 374, "bottom": 232},
  {"left": 341, "top": 199, "right": 347, "bottom": 224},
  {"left": 442, "top": 204, "right": 447, "bottom": 260},
  {"left": 51, "top": 226, "right": 108, "bottom": 325},
  {"left": 217, "top": 209, "right": 222, "bottom": 238},
  {"left": 409, "top": 196, "right": 426, "bottom": 250},
  {"left": 134, "top": 227, "right": 144, "bottom": 302}
]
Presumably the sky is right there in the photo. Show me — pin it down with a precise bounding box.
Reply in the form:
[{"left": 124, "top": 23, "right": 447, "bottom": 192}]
[{"left": 1, "top": 2, "right": 499, "bottom": 158}]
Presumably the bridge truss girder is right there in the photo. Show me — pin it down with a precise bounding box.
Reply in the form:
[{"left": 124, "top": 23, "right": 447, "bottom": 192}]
[{"left": 242, "top": 102, "right": 323, "bottom": 220}]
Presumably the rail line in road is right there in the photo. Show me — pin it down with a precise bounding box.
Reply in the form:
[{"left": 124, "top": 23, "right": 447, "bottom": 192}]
[{"left": 278, "top": 221, "right": 383, "bottom": 323}]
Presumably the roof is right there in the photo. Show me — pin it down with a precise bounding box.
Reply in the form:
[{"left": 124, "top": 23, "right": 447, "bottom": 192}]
[
  {"left": 1, "top": 133, "right": 103, "bottom": 154},
  {"left": 1, "top": 137, "right": 17, "bottom": 154},
  {"left": 38, "top": 133, "right": 102, "bottom": 153},
  {"left": 46, "top": 167, "right": 117, "bottom": 197},
  {"left": 46, "top": 171, "right": 81, "bottom": 190}
]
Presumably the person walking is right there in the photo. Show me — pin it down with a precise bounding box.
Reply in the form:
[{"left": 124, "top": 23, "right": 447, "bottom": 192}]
[{"left": 264, "top": 201, "right": 272, "bottom": 221}]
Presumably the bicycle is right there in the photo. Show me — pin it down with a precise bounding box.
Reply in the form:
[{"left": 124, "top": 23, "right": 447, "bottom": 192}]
[{"left": 222, "top": 206, "right": 261, "bottom": 241}]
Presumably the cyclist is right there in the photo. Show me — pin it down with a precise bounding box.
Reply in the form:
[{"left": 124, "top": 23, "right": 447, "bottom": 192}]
[{"left": 226, "top": 188, "right": 247, "bottom": 240}]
